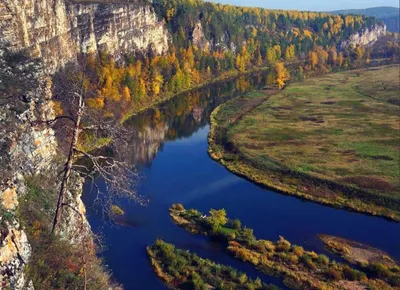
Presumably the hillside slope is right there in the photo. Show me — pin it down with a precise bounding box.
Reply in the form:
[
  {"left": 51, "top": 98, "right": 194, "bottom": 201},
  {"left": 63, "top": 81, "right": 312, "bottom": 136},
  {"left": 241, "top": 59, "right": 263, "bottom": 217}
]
[{"left": 331, "top": 7, "right": 399, "bottom": 32}]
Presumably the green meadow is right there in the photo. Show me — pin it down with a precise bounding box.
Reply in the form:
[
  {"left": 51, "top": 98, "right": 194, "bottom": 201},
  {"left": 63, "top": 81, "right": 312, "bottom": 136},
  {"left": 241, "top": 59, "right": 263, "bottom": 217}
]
[{"left": 209, "top": 65, "right": 400, "bottom": 221}]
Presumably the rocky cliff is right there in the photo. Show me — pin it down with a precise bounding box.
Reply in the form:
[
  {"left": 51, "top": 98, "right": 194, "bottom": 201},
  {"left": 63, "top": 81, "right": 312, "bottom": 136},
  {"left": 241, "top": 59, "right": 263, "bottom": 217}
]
[
  {"left": 341, "top": 23, "right": 387, "bottom": 48},
  {"left": 0, "top": 0, "right": 170, "bottom": 287},
  {"left": 0, "top": 71, "right": 92, "bottom": 289},
  {"left": 0, "top": 75, "right": 55, "bottom": 288},
  {"left": 0, "top": 0, "right": 170, "bottom": 73}
]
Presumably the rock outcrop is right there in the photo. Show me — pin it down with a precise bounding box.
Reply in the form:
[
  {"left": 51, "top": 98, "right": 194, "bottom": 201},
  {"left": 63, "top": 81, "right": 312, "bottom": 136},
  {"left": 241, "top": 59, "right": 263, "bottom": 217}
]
[
  {"left": 191, "top": 21, "right": 236, "bottom": 53},
  {"left": 192, "top": 21, "right": 210, "bottom": 51},
  {"left": 0, "top": 76, "right": 57, "bottom": 289},
  {"left": 0, "top": 71, "right": 92, "bottom": 289},
  {"left": 0, "top": 0, "right": 170, "bottom": 287},
  {"left": 341, "top": 23, "right": 387, "bottom": 48},
  {"left": 0, "top": 0, "right": 170, "bottom": 73}
]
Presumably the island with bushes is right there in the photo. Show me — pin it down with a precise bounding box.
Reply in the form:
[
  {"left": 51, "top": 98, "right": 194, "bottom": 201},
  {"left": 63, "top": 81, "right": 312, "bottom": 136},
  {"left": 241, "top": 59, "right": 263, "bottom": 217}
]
[
  {"left": 168, "top": 204, "right": 400, "bottom": 289},
  {"left": 147, "top": 239, "right": 279, "bottom": 290}
]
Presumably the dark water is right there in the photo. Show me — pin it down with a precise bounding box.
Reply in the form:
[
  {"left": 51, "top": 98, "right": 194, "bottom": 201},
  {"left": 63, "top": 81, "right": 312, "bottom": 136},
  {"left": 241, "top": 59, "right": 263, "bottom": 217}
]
[{"left": 82, "top": 71, "right": 400, "bottom": 290}]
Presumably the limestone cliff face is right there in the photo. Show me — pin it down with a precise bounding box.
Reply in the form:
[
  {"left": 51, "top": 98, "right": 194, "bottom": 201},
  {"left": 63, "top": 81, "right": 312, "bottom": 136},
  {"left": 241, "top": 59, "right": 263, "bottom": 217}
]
[
  {"left": 0, "top": 77, "right": 57, "bottom": 289},
  {"left": 341, "top": 23, "right": 387, "bottom": 48},
  {"left": 192, "top": 22, "right": 210, "bottom": 51},
  {"left": 0, "top": 1, "right": 169, "bottom": 287},
  {"left": 0, "top": 75, "right": 91, "bottom": 288},
  {"left": 0, "top": 0, "right": 170, "bottom": 73},
  {"left": 191, "top": 21, "right": 236, "bottom": 53}
]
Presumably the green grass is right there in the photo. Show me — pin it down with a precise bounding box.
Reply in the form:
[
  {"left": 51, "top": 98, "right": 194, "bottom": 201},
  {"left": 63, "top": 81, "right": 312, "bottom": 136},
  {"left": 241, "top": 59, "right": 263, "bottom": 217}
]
[
  {"left": 218, "top": 226, "right": 237, "bottom": 235},
  {"left": 209, "top": 65, "right": 400, "bottom": 221}
]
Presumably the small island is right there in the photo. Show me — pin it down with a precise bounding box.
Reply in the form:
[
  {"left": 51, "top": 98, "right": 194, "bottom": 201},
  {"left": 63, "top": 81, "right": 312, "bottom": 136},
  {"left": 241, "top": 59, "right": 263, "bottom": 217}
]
[
  {"left": 320, "top": 235, "right": 398, "bottom": 267},
  {"left": 147, "top": 239, "right": 279, "bottom": 290},
  {"left": 169, "top": 204, "right": 400, "bottom": 290}
]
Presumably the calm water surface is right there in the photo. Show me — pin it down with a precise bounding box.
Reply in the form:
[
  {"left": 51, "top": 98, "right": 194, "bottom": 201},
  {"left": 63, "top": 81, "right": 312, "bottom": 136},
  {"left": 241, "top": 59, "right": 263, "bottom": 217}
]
[{"left": 82, "top": 71, "right": 400, "bottom": 290}]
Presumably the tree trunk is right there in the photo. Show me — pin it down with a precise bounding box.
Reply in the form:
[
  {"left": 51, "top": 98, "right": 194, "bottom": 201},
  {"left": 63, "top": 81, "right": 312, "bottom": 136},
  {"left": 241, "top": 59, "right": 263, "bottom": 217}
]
[{"left": 52, "top": 94, "right": 84, "bottom": 233}]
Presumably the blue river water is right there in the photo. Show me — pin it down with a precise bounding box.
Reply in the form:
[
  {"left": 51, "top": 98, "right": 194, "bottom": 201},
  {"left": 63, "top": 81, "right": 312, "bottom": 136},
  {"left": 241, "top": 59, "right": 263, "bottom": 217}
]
[{"left": 82, "top": 71, "right": 400, "bottom": 289}]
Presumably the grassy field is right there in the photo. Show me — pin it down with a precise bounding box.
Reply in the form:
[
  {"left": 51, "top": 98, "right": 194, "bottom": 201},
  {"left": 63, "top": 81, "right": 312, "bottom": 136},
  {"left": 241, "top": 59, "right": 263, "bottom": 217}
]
[{"left": 209, "top": 65, "right": 400, "bottom": 221}]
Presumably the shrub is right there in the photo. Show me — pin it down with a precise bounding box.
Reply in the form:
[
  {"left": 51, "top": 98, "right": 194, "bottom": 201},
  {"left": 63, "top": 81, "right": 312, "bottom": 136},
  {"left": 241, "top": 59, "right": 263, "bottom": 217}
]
[
  {"left": 317, "top": 254, "right": 330, "bottom": 265},
  {"left": 280, "top": 252, "right": 298, "bottom": 264},
  {"left": 260, "top": 240, "right": 275, "bottom": 252},
  {"left": 324, "top": 268, "right": 343, "bottom": 281},
  {"left": 367, "top": 263, "right": 391, "bottom": 279},
  {"left": 228, "top": 233, "right": 236, "bottom": 240},
  {"left": 208, "top": 209, "right": 228, "bottom": 232},
  {"left": 110, "top": 205, "right": 125, "bottom": 216},
  {"left": 292, "top": 246, "right": 305, "bottom": 256},
  {"left": 238, "top": 273, "right": 248, "bottom": 284},
  {"left": 300, "top": 255, "right": 317, "bottom": 270},
  {"left": 189, "top": 272, "right": 207, "bottom": 290},
  {"left": 171, "top": 203, "right": 185, "bottom": 211},
  {"left": 288, "top": 254, "right": 299, "bottom": 264},
  {"left": 240, "top": 227, "right": 256, "bottom": 244},
  {"left": 276, "top": 236, "right": 291, "bottom": 252},
  {"left": 342, "top": 265, "right": 366, "bottom": 281},
  {"left": 187, "top": 209, "right": 201, "bottom": 217},
  {"left": 308, "top": 251, "right": 319, "bottom": 259},
  {"left": 232, "top": 218, "right": 242, "bottom": 230}
]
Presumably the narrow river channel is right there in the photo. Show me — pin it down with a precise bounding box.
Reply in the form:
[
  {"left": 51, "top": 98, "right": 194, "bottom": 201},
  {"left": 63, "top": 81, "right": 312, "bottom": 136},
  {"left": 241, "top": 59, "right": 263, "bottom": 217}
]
[{"left": 82, "top": 71, "right": 400, "bottom": 289}]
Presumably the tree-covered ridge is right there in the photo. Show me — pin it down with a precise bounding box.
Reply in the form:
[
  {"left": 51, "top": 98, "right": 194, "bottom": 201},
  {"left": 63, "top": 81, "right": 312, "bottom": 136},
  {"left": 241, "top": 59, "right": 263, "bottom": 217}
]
[
  {"left": 330, "top": 6, "right": 399, "bottom": 32},
  {"left": 153, "top": 0, "right": 378, "bottom": 53},
  {"left": 62, "top": 0, "right": 388, "bottom": 123}
]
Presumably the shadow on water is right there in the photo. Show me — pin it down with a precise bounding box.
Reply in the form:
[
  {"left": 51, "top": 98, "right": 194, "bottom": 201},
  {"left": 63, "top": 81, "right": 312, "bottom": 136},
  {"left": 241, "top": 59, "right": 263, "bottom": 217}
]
[{"left": 82, "top": 70, "right": 400, "bottom": 289}]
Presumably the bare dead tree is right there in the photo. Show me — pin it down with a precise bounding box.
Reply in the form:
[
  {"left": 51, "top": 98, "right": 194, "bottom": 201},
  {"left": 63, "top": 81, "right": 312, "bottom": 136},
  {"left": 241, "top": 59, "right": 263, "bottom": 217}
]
[{"left": 49, "top": 59, "right": 142, "bottom": 234}]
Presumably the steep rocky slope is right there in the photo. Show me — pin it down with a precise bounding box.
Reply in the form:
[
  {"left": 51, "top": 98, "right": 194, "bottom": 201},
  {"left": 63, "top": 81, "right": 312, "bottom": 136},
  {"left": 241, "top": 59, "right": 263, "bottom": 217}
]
[
  {"left": 341, "top": 23, "right": 387, "bottom": 48},
  {"left": 0, "top": 0, "right": 169, "bottom": 73}
]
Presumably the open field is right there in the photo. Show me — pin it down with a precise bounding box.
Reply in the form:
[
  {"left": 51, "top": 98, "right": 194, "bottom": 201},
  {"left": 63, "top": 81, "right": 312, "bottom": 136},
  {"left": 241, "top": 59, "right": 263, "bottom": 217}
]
[{"left": 209, "top": 65, "right": 400, "bottom": 221}]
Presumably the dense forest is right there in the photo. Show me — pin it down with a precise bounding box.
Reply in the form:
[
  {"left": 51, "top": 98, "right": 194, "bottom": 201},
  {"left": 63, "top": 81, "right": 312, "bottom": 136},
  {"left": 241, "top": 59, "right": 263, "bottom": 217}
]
[
  {"left": 331, "top": 7, "right": 399, "bottom": 32},
  {"left": 60, "top": 0, "right": 395, "bottom": 123}
]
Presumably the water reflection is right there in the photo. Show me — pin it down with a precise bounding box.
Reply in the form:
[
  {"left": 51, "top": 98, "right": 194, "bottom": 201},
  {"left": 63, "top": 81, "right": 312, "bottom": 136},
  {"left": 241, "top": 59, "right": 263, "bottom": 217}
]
[
  {"left": 82, "top": 68, "right": 400, "bottom": 290},
  {"left": 124, "top": 70, "right": 274, "bottom": 166}
]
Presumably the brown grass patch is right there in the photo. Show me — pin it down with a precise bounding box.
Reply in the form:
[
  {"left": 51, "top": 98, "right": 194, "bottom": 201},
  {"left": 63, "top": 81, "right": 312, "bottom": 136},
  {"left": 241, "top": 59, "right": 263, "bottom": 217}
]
[
  {"left": 321, "top": 101, "right": 336, "bottom": 105},
  {"left": 340, "top": 176, "right": 395, "bottom": 191}
]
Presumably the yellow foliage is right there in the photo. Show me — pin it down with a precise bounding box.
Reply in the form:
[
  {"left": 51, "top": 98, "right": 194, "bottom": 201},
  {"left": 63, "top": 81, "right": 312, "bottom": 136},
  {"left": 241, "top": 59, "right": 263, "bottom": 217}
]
[
  {"left": 87, "top": 97, "right": 105, "bottom": 109},
  {"left": 52, "top": 101, "right": 64, "bottom": 116},
  {"left": 122, "top": 86, "right": 131, "bottom": 102},
  {"left": 303, "top": 29, "right": 313, "bottom": 39},
  {"left": 275, "top": 62, "right": 290, "bottom": 89},
  {"left": 110, "top": 205, "right": 125, "bottom": 216}
]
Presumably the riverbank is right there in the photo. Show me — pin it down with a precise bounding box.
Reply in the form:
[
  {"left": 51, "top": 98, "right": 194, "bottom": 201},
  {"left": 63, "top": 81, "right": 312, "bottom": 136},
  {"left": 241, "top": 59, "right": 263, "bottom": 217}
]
[
  {"left": 208, "top": 65, "right": 400, "bottom": 222},
  {"left": 120, "top": 65, "right": 273, "bottom": 124},
  {"left": 169, "top": 205, "right": 399, "bottom": 289}
]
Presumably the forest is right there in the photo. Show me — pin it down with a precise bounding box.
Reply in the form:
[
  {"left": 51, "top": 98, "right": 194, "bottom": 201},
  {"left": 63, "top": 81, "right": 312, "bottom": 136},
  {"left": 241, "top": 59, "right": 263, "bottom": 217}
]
[{"left": 60, "top": 0, "right": 398, "bottom": 123}]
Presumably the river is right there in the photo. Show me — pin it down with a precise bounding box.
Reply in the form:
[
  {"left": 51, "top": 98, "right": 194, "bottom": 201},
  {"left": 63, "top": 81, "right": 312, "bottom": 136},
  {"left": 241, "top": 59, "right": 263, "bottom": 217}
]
[{"left": 82, "top": 70, "right": 400, "bottom": 289}]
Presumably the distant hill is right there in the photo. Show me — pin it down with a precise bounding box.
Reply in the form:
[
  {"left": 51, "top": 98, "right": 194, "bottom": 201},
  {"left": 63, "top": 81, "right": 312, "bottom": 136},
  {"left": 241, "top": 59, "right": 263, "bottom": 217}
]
[{"left": 330, "top": 7, "right": 399, "bottom": 32}]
